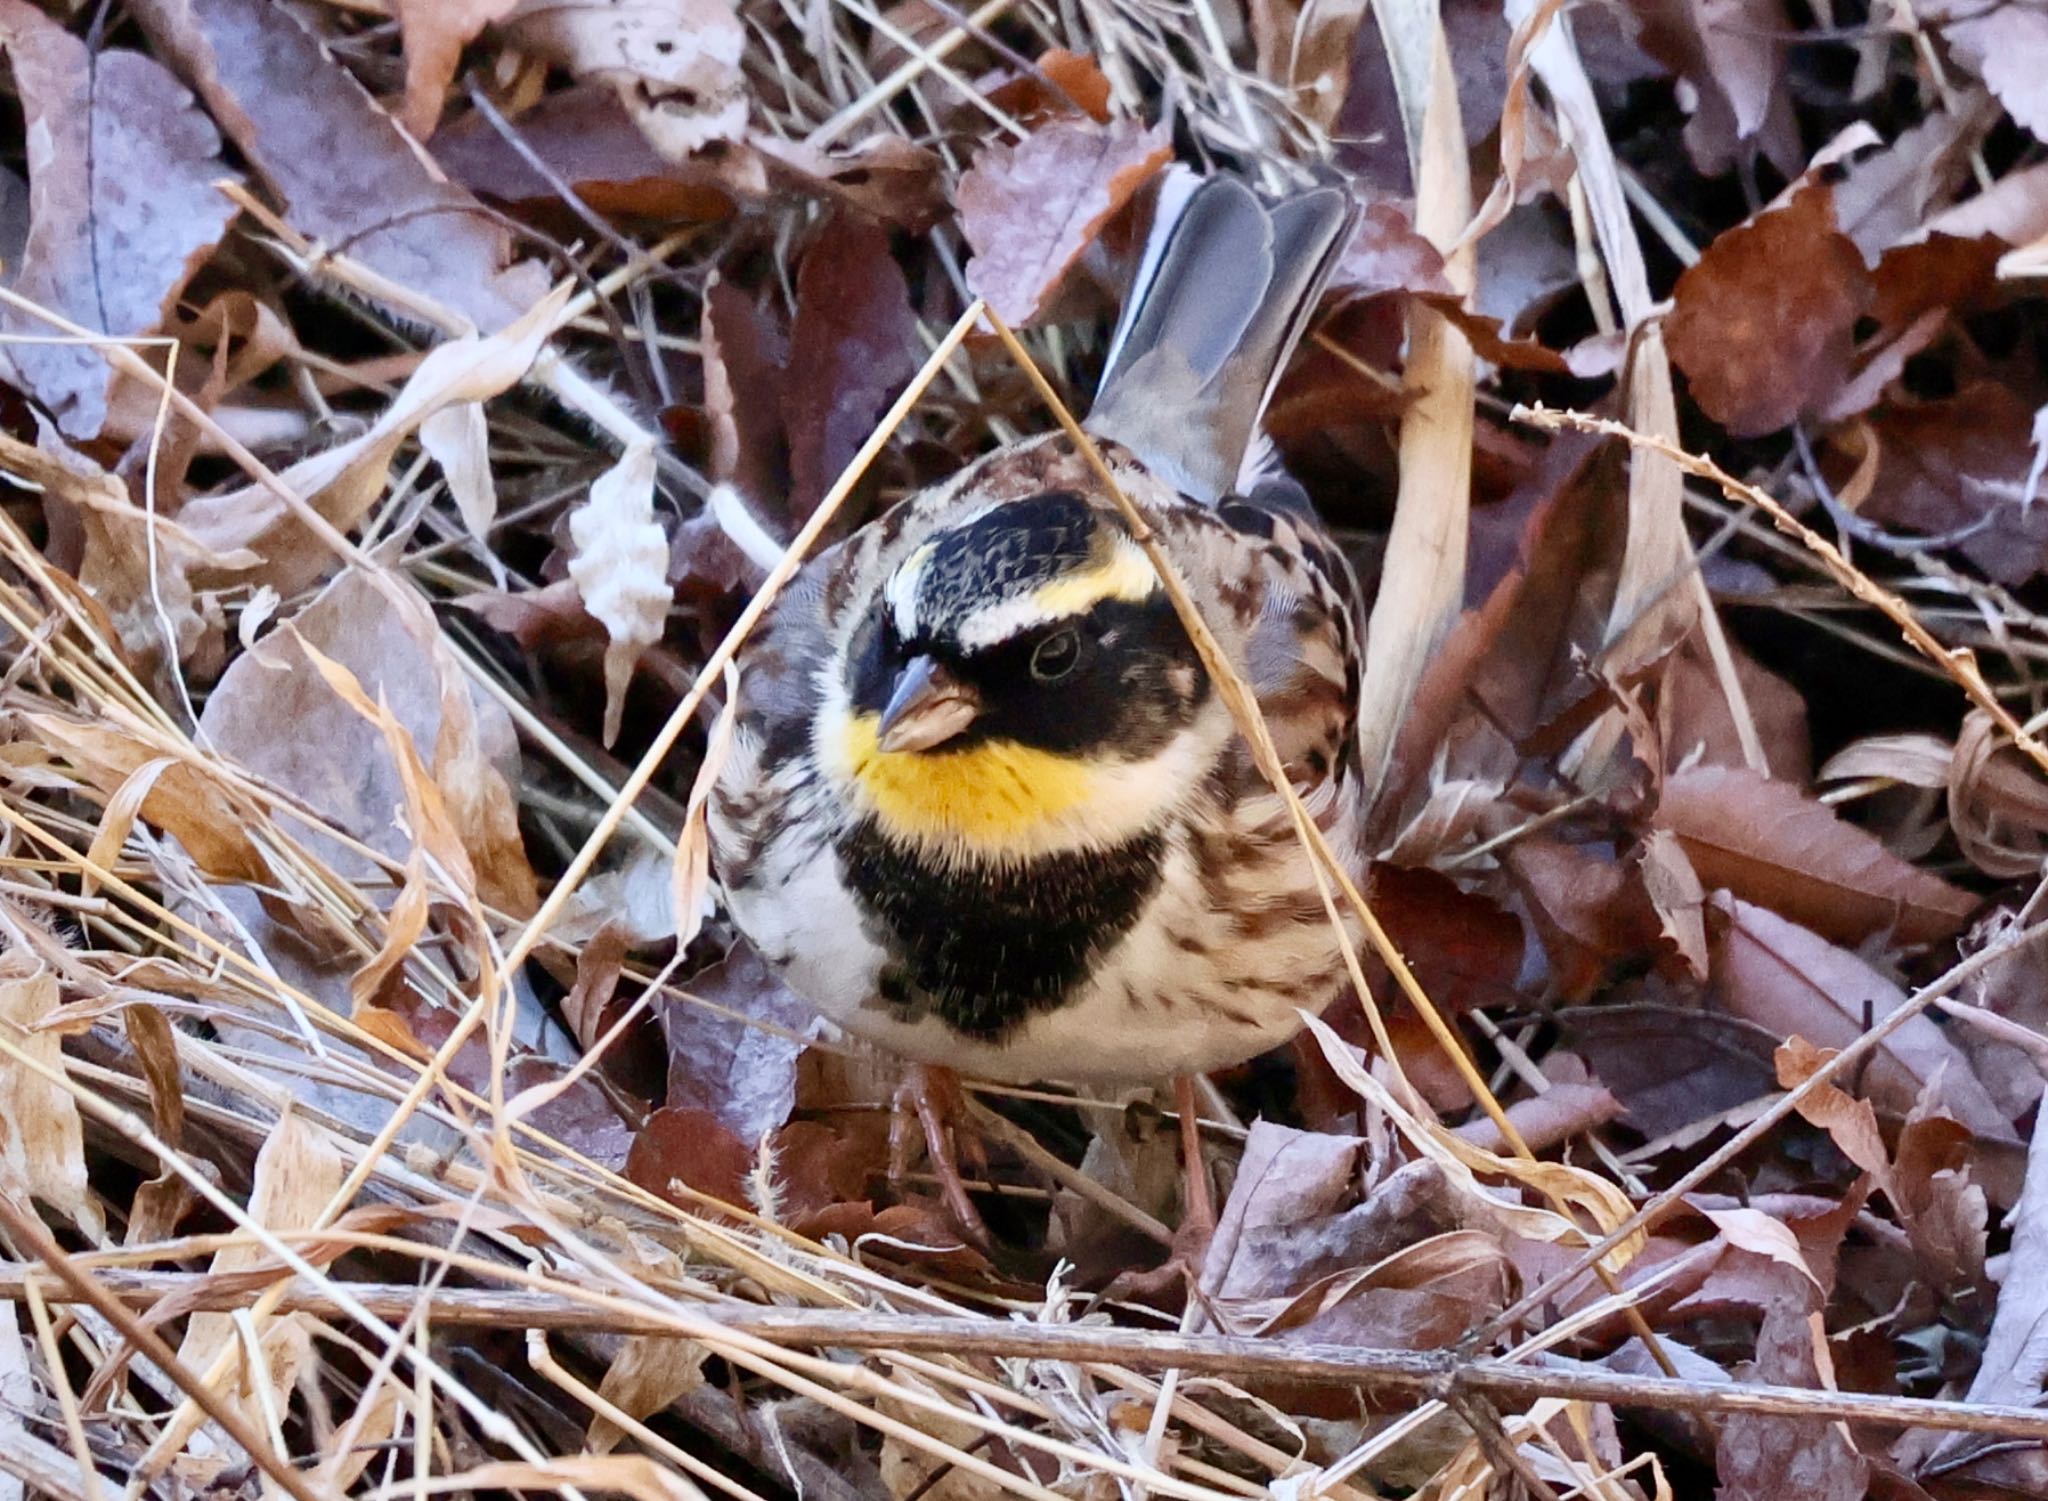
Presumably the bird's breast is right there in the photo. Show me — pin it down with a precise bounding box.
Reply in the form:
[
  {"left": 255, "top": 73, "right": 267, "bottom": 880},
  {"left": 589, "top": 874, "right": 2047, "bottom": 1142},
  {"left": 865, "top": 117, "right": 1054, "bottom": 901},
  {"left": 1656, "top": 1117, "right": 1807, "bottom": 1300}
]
[{"left": 834, "top": 817, "right": 1166, "bottom": 1042}]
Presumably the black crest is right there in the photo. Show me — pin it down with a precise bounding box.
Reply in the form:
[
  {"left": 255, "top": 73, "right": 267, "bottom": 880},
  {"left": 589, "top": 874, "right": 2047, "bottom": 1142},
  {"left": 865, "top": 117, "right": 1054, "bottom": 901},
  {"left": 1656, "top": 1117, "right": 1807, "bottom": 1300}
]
[{"left": 910, "top": 491, "right": 1102, "bottom": 641}]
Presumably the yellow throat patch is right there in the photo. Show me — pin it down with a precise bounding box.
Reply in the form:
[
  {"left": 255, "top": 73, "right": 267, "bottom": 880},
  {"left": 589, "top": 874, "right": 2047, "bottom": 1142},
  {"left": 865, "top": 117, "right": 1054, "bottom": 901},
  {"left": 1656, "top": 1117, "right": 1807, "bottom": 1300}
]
[{"left": 833, "top": 710, "right": 1097, "bottom": 848}]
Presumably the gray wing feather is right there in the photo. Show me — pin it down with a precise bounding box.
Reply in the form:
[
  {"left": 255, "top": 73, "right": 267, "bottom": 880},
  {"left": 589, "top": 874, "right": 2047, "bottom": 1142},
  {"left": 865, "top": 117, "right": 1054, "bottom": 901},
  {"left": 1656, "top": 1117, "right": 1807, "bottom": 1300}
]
[{"left": 1086, "top": 177, "right": 1355, "bottom": 505}]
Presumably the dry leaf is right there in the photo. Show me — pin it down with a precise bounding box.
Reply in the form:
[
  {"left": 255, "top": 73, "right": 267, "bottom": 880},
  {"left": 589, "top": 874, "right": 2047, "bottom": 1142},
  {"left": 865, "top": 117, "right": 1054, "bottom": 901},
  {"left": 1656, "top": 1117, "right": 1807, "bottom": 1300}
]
[
  {"left": 956, "top": 116, "right": 1171, "bottom": 325},
  {"left": 175, "top": 1110, "right": 341, "bottom": 1456},
  {"left": 129, "top": 0, "right": 548, "bottom": 332},
  {"left": 567, "top": 441, "right": 670, "bottom": 746},
  {"left": 1658, "top": 764, "right": 1975, "bottom": 946},
  {"left": 179, "top": 283, "right": 570, "bottom": 594},
  {"left": 0, "top": 0, "right": 240, "bottom": 439},
  {"left": 394, "top": 0, "right": 519, "bottom": 138},
  {"left": 204, "top": 569, "right": 535, "bottom": 914},
  {"left": 28, "top": 714, "right": 271, "bottom": 884},
  {"left": 0, "top": 426, "right": 256, "bottom": 682},
  {"left": 1639, "top": 828, "right": 1709, "bottom": 978},
  {"left": 419, "top": 400, "right": 501, "bottom": 562},
  {"left": 502, "top": 0, "right": 748, "bottom": 159},
  {"left": 1713, "top": 895, "right": 2013, "bottom": 1140},
  {"left": 784, "top": 211, "right": 919, "bottom": 523},
  {"left": 0, "top": 959, "right": 98, "bottom": 1238},
  {"left": 1666, "top": 182, "right": 1870, "bottom": 437}
]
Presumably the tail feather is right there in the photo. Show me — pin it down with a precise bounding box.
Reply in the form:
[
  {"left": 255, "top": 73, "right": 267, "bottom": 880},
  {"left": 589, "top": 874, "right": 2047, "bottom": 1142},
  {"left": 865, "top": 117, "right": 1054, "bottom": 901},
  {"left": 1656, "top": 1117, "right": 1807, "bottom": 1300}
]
[{"left": 1086, "top": 175, "right": 1355, "bottom": 504}]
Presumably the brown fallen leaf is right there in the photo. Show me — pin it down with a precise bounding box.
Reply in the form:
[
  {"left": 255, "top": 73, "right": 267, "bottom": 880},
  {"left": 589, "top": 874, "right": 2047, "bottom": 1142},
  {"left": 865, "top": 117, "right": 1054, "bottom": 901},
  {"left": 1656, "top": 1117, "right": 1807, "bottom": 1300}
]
[
  {"left": 984, "top": 48, "right": 1115, "bottom": 126},
  {"left": 1639, "top": 828, "right": 1709, "bottom": 979},
  {"left": 203, "top": 569, "right": 535, "bottom": 913},
  {"left": 0, "top": 0, "right": 241, "bottom": 439},
  {"left": 1846, "top": 380, "right": 2048, "bottom": 586},
  {"left": 701, "top": 279, "right": 791, "bottom": 521},
  {"left": 0, "top": 426, "right": 256, "bottom": 686},
  {"left": 1367, "top": 862, "right": 1524, "bottom": 1013},
  {"left": 784, "top": 211, "right": 920, "bottom": 524},
  {"left": 27, "top": 713, "right": 273, "bottom": 885},
  {"left": 626, "top": 1104, "right": 755, "bottom": 1209},
  {"left": 129, "top": 0, "right": 548, "bottom": 333},
  {"left": 1658, "top": 764, "right": 1976, "bottom": 947},
  {"left": 1717, "top": 1292, "right": 1871, "bottom": 1501},
  {"left": 1712, "top": 895, "right": 2013, "bottom": 1141},
  {"left": 956, "top": 115, "right": 1171, "bottom": 326},
  {"left": 1666, "top": 181, "right": 1870, "bottom": 437}
]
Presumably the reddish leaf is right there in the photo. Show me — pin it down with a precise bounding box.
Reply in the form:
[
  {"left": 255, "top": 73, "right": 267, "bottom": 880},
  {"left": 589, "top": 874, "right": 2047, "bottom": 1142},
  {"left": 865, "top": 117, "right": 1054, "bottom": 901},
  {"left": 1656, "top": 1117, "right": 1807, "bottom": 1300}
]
[
  {"left": 435, "top": 85, "right": 742, "bottom": 224},
  {"left": 1658, "top": 765, "right": 1975, "bottom": 946},
  {"left": 956, "top": 116, "right": 1171, "bottom": 325},
  {"left": 1850, "top": 381, "right": 2048, "bottom": 585},
  {"left": 1367, "top": 862, "right": 1523, "bottom": 1013},
  {"left": 1667, "top": 183, "right": 1871, "bottom": 437},
  {"left": 626, "top": 1106, "right": 753, "bottom": 1209},
  {"left": 783, "top": 211, "right": 918, "bottom": 523},
  {"left": 985, "top": 48, "right": 1114, "bottom": 125},
  {"left": 1331, "top": 200, "right": 1454, "bottom": 300}
]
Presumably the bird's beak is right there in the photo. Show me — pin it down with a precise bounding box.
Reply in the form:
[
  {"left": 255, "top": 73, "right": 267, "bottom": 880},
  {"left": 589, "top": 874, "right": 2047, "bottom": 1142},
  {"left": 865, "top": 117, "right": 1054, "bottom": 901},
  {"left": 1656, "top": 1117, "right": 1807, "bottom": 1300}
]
[{"left": 877, "top": 655, "right": 980, "bottom": 753}]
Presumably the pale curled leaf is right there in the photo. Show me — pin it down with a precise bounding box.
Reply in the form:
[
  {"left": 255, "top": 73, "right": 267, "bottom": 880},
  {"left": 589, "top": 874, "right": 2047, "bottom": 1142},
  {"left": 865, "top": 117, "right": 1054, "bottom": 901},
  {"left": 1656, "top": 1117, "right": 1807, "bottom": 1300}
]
[
  {"left": 568, "top": 442, "right": 670, "bottom": 746},
  {"left": 1696, "top": 1204, "right": 1822, "bottom": 1290},
  {"left": 503, "top": 0, "right": 747, "bottom": 159},
  {"left": 176, "top": 1109, "right": 343, "bottom": 1456},
  {"left": 419, "top": 401, "right": 501, "bottom": 559},
  {"left": 1353, "top": 0, "right": 1475, "bottom": 799},
  {"left": 0, "top": 0, "right": 241, "bottom": 438}
]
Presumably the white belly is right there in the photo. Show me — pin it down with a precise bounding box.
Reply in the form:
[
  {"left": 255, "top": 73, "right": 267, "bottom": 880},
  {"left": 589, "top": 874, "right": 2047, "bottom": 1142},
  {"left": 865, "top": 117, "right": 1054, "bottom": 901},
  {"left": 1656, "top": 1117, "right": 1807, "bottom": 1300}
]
[{"left": 721, "top": 794, "right": 1351, "bottom": 1086}]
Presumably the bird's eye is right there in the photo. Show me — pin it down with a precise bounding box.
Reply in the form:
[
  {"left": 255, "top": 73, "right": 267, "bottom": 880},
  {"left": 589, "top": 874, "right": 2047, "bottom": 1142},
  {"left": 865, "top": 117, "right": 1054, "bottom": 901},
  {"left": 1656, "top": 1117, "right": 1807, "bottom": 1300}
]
[{"left": 1030, "top": 628, "right": 1081, "bottom": 682}]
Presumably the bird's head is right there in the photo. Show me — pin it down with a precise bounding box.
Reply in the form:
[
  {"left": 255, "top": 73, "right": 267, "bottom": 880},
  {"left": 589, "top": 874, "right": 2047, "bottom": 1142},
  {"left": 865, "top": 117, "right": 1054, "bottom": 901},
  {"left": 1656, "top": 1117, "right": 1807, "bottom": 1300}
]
[{"left": 822, "top": 490, "right": 1213, "bottom": 856}]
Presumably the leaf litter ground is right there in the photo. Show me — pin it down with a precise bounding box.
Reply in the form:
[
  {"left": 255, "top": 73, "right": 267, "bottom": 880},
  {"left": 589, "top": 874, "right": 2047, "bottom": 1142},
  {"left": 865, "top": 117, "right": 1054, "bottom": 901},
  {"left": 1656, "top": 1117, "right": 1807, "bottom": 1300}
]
[{"left": 4, "top": 0, "right": 2048, "bottom": 1497}]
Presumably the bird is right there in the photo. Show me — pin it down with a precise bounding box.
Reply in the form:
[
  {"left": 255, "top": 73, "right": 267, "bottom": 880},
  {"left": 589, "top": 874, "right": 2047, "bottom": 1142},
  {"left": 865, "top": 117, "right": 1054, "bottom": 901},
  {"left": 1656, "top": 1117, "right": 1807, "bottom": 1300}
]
[{"left": 708, "top": 172, "right": 1366, "bottom": 1243}]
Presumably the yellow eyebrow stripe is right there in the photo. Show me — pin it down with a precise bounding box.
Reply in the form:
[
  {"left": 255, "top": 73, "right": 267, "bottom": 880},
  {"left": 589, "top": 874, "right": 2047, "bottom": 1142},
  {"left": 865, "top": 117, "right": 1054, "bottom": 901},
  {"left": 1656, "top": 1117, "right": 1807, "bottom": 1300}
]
[{"left": 1028, "top": 542, "right": 1160, "bottom": 618}]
